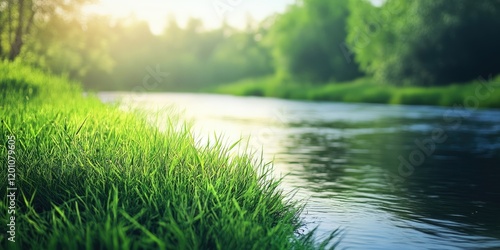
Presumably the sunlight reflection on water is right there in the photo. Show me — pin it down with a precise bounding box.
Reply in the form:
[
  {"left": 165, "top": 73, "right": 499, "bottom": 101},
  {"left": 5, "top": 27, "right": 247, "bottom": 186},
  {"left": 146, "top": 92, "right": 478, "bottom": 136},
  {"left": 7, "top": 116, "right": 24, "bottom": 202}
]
[{"left": 99, "top": 92, "right": 500, "bottom": 250}]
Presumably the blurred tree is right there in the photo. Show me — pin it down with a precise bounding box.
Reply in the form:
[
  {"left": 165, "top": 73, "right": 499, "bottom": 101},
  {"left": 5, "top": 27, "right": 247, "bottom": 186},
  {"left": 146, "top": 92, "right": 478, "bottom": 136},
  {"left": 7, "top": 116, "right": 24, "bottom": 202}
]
[
  {"left": 207, "top": 20, "right": 274, "bottom": 86},
  {"left": 0, "top": 0, "right": 93, "bottom": 61},
  {"left": 151, "top": 17, "right": 273, "bottom": 91},
  {"left": 347, "top": 0, "right": 500, "bottom": 86},
  {"left": 267, "top": 0, "right": 363, "bottom": 83},
  {"left": 21, "top": 14, "right": 114, "bottom": 84},
  {"left": 104, "top": 19, "right": 158, "bottom": 90}
]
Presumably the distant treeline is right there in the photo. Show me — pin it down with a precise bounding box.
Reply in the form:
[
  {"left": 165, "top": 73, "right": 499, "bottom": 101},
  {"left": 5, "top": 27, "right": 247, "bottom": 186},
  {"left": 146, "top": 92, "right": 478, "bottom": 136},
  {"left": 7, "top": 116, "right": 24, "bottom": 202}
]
[{"left": 1, "top": 0, "right": 500, "bottom": 90}]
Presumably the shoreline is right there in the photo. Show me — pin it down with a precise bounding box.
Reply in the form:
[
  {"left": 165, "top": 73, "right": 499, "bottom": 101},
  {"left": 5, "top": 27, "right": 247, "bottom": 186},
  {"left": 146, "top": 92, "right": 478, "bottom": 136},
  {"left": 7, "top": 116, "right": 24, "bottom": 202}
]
[
  {"left": 209, "top": 76, "right": 500, "bottom": 109},
  {"left": 1, "top": 61, "right": 336, "bottom": 249}
]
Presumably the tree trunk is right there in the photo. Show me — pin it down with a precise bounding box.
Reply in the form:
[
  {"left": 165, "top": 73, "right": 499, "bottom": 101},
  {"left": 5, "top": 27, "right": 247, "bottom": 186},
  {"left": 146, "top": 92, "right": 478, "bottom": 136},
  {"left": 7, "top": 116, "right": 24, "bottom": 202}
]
[
  {"left": 24, "top": 4, "right": 36, "bottom": 37},
  {"left": 0, "top": 15, "right": 3, "bottom": 60},
  {"left": 0, "top": 25, "right": 3, "bottom": 58},
  {"left": 0, "top": 3, "right": 3, "bottom": 58},
  {"left": 8, "top": 0, "right": 13, "bottom": 48},
  {"left": 8, "top": 0, "right": 25, "bottom": 61}
]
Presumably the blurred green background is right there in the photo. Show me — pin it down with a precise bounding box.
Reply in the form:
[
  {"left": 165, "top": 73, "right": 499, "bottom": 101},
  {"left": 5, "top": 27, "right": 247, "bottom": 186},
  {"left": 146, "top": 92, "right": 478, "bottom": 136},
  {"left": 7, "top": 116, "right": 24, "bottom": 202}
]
[{"left": 1, "top": 0, "right": 500, "bottom": 103}]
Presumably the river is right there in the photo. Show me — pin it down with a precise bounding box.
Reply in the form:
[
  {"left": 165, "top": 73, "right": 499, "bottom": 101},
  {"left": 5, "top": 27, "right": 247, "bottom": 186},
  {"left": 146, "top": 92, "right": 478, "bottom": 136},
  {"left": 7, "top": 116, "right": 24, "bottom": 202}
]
[{"left": 99, "top": 92, "right": 500, "bottom": 250}]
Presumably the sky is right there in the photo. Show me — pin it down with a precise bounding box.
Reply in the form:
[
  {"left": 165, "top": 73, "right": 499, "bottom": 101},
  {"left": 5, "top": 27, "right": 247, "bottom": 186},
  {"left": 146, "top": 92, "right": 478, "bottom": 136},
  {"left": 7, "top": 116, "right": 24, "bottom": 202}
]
[
  {"left": 83, "top": 0, "right": 298, "bottom": 34},
  {"left": 84, "top": 0, "right": 385, "bottom": 34}
]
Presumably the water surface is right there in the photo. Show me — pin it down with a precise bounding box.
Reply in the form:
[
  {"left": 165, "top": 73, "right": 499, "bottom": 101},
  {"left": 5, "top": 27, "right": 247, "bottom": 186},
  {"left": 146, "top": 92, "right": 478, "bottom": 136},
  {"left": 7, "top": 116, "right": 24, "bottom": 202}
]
[{"left": 100, "top": 92, "right": 500, "bottom": 250}]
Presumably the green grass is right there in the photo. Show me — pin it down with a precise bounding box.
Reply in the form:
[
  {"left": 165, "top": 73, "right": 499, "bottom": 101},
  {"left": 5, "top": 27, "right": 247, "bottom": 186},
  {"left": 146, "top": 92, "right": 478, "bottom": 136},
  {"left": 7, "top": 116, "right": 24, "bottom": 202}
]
[
  {"left": 0, "top": 61, "right": 338, "bottom": 249},
  {"left": 211, "top": 76, "right": 500, "bottom": 108}
]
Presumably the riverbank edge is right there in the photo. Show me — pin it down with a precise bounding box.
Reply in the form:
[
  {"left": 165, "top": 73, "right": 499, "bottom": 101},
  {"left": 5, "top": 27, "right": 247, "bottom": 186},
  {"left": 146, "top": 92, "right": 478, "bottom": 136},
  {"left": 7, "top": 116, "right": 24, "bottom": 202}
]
[
  {"left": 0, "top": 61, "right": 335, "bottom": 249},
  {"left": 209, "top": 76, "right": 500, "bottom": 109}
]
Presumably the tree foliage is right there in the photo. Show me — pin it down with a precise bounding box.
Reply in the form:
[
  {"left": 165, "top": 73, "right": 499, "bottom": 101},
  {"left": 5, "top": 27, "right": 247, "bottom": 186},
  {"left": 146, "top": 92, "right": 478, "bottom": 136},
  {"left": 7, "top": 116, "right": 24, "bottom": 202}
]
[
  {"left": 0, "top": 0, "right": 92, "bottom": 61},
  {"left": 268, "top": 0, "right": 363, "bottom": 83},
  {"left": 92, "top": 18, "right": 275, "bottom": 91},
  {"left": 2, "top": 0, "right": 500, "bottom": 90},
  {"left": 347, "top": 0, "right": 500, "bottom": 86}
]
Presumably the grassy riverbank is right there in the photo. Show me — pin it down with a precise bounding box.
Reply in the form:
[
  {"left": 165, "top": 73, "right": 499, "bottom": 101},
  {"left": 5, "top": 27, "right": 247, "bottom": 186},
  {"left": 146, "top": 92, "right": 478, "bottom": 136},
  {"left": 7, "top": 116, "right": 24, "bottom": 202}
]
[
  {"left": 211, "top": 76, "right": 500, "bottom": 108},
  {"left": 0, "top": 61, "right": 335, "bottom": 249}
]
